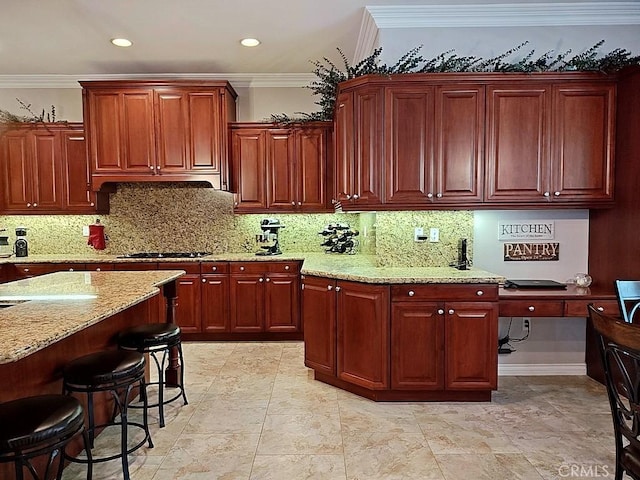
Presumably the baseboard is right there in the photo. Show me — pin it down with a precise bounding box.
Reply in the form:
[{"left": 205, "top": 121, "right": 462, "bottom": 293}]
[{"left": 498, "top": 363, "right": 586, "bottom": 376}]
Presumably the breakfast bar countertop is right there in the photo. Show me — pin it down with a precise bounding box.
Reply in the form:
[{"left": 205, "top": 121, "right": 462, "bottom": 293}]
[{"left": 0, "top": 270, "right": 185, "bottom": 364}]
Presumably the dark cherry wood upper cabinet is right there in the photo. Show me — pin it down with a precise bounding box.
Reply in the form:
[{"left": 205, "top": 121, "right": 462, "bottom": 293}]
[
  {"left": 81, "top": 80, "right": 237, "bottom": 191},
  {"left": 0, "top": 123, "right": 107, "bottom": 215},
  {"left": 231, "top": 123, "right": 332, "bottom": 213}
]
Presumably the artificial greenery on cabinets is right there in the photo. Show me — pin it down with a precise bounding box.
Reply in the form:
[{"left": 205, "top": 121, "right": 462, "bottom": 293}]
[
  {"left": 270, "top": 40, "right": 640, "bottom": 124},
  {"left": 0, "top": 98, "right": 61, "bottom": 124}
]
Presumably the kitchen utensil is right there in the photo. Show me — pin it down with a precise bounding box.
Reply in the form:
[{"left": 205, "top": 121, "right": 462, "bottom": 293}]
[{"left": 14, "top": 227, "right": 28, "bottom": 257}]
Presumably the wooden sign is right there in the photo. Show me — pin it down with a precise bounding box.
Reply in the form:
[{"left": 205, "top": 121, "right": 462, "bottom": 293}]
[{"left": 504, "top": 242, "right": 559, "bottom": 261}]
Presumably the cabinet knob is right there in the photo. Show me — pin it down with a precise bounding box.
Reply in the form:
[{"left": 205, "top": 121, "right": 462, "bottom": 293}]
[
  {"left": 95, "top": 268, "right": 101, "bottom": 271},
  {"left": 285, "top": 265, "right": 290, "bottom": 270},
  {"left": 259, "top": 277, "right": 264, "bottom": 282},
  {"left": 528, "top": 305, "right": 535, "bottom": 311},
  {"left": 240, "top": 266, "right": 245, "bottom": 271},
  {"left": 554, "top": 191, "right": 560, "bottom": 196},
  {"left": 448, "top": 309, "right": 454, "bottom": 315},
  {"left": 352, "top": 194, "right": 359, "bottom": 200},
  {"left": 346, "top": 194, "right": 351, "bottom": 200},
  {"left": 597, "top": 306, "right": 604, "bottom": 311},
  {"left": 543, "top": 191, "right": 550, "bottom": 197},
  {"left": 291, "top": 201, "right": 296, "bottom": 206},
  {"left": 408, "top": 290, "right": 415, "bottom": 297},
  {"left": 212, "top": 266, "right": 217, "bottom": 271},
  {"left": 24, "top": 268, "right": 30, "bottom": 272},
  {"left": 69, "top": 268, "right": 74, "bottom": 272},
  {"left": 90, "top": 202, "right": 95, "bottom": 207},
  {"left": 234, "top": 202, "right": 238, "bottom": 206},
  {"left": 26, "top": 203, "right": 31, "bottom": 207},
  {"left": 149, "top": 166, "right": 154, "bottom": 171},
  {"left": 427, "top": 193, "right": 433, "bottom": 199},
  {"left": 327, "top": 285, "right": 333, "bottom": 290},
  {"left": 331, "top": 199, "right": 336, "bottom": 204},
  {"left": 156, "top": 166, "right": 161, "bottom": 170},
  {"left": 33, "top": 203, "right": 38, "bottom": 207},
  {"left": 476, "top": 290, "right": 484, "bottom": 296},
  {"left": 436, "top": 193, "right": 442, "bottom": 198},
  {"left": 335, "top": 286, "right": 341, "bottom": 292},
  {"left": 438, "top": 309, "right": 444, "bottom": 315},
  {"left": 265, "top": 277, "right": 270, "bottom": 282},
  {"left": 298, "top": 201, "right": 302, "bottom": 206},
  {"left": 202, "top": 278, "right": 206, "bottom": 283}
]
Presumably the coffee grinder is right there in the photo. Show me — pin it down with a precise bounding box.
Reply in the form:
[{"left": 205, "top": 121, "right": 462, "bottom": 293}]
[
  {"left": 14, "top": 226, "right": 28, "bottom": 257},
  {"left": 255, "top": 218, "right": 284, "bottom": 256}
]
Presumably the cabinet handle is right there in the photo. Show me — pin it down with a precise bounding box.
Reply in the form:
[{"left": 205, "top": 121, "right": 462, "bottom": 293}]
[
  {"left": 335, "top": 286, "right": 341, "bottom": 292},
  {"left": 554, "top": 191, "right": 560, "bottom": 196},
  {"left": 24, "top": 268, "right": 30, "bottom": 272},
  {"left": 448, "top": 309, "right": 455, "bottom": 315},
  {"left": 285, "top": 265, "right": 290, "bottom": 270},
  {"left": 327, "top": 285, "right": 333, "bottom": 290},
  {"left": 597, "top": 306, "right": 604, "bottom": 311},
  {"left": 438, "top": 309, "right": 444, "bottom": 315},
  {"left": 436, "top": 193, "right": 442, "bottom": 198},
  {"left": 528, "top": 306, "right": 535, "bottom": 311},
  {"left": 68, "top": 137, "right": 84, "bottom": 141},
  {"left": 95, "top": 268, "right": 101, "bottom": 271},
  {"left": 259, "top": 278, "right": 264, "bottom": 282},
  {"left": 543, "top": 192, "right": 550, "bottom": 197},
  {"left": 202, "top": 278, "right": 206, "bottom": 283},
  {"left": 427, "top": 193, "right": 433, "bottom": 199},
  {"left": 476, "top": 290, "right": 484, "bottom": 296},
  {"left": 240, "top": 266, "right": 245, "bottom": 271},
  {"left": 408, "top": 290, "right": 415, "bottom": 297}
]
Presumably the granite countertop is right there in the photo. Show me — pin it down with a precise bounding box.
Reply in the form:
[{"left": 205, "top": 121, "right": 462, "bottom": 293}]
[
  {"left": 0, "top": 270, "right": 185, "bottom": 364},
  {"left": 0, "top": 253, "right": 505, "bottom": 284}
]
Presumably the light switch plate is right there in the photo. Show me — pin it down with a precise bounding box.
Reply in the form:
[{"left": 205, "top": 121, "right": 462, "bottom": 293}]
[
  {"left": 414, "top": 227, "right": 424, "bottom": 242},
  {"left": 82, "top": 226, "right": 90, "bottom": 237},
  {"left": 429, "top": 228, "right": 439, "bottom": 242}
]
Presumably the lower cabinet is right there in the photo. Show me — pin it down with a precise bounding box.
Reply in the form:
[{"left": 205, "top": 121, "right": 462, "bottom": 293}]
[{"left": 302, "top": 276, "right": 498, "bottom": 401}]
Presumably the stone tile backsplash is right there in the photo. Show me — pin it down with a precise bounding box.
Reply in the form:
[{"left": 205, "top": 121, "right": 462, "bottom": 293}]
[{"left": 0, "top": 183, "right": 473, "bottom": 266}]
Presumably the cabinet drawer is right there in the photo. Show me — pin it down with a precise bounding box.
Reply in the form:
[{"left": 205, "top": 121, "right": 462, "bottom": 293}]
[
  {"left": 565, "top": 299, "right": 619, "bottom": 317},
  {"left": 499, "top": 300, "right": 564, "bottom": 317},
  {"left": 114, "top": 262, "right": 158, "bottom": 271},
  {"left": 13, "top": 263, "right": 82, "bottom": 277},
  {"left": 157, "top": 262, "right": 200, "bottom": 274},
  {"left": 85, "top": 263, "right": 115, "bottom": 272},
  {"left": 392, "top": 284, "right": 498, "bottom": 302},
  {"left": 230, "top": 261, "right": 300, "bottom": 274},
  {"left": 201, "top": 262, "right": 229, "bottom": 274}
]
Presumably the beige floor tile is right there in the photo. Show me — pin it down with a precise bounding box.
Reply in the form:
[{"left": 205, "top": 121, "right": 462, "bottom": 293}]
[
  {"left": 436, "top": 453, "right": 545, "bottom": 480},
  {"left": 250, "top": 454, "right": 347, "bottom": 479},
  {"left": 184, "top": 399, "right": 268, "bottom": 434},
  {"left": 257, "top": 413, "right": 343, "bottom": 454}
]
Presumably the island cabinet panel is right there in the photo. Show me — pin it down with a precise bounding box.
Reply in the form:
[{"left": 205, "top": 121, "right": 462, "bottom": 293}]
[
  {"left": 337, "top": 281, "right": 390, "bottom": 390},
  {"left": 159, "top": 262, "right": 201, "bottom": 333},
  {"left": 334, "top": 87, "right": 384, "bottom": 209},
  {"left": 391, "top": 302, "right": 444, "bottom": 390},
  {"left": 445, "top": 301, "right": 498, "bottom": 390},
  {"left": 82, "top": 80, "right": 237, "bottom": 191},
  {"left": 302, "top": 276, "right": 337, "bottom": 375}
]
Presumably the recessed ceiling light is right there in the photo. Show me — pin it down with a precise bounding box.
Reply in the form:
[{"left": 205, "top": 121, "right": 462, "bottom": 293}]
[
  {"left": 111, "top": 38, "right": 133, "bottom": 47},
  {"left": 240, "top": 38, "right": 260, "bottom": 47}
]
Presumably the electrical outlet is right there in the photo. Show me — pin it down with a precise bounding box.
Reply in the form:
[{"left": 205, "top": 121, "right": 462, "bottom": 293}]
[
  {"left": 82, "top": 226, "right": 90, "bottom": 237},
  {"left": 429, "top": 227, "right": 439, "bottom": 242},
  {"left": 414, "top": 227, "right": 424, "bottom": 242},
  {"left": 523, "top": 318, "right": 531, "bottom": 332}
]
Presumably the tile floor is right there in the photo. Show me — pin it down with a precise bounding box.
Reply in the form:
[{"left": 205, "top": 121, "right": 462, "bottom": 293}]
[{"left": 62, "top": 341, "right": 618, "bottom": 480}]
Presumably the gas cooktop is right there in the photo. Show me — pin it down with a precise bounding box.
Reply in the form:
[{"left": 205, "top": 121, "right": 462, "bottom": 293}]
[{"left": 117, "top": 252, "right": 212, "bottom": 259}]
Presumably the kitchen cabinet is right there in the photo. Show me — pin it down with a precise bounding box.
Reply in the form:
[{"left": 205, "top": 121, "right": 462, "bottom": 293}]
[
  {"left": 301, "top": 275, "right": 337, "bottom": 375},
  {"left": 231, "top": 123, "right": 332, "bottom": 212},
  {"left": 200, "top": 262, "right": 230, "bottom": 333},
  {"left": 391, "top": 284, "right": 498, "bottom": 391},
  {"left": 485, "top": 81, "right": 615, "bottom": 206},
  {"left": 229, "top": 261, "right": 301, "bottom": 333},
  {"left": 165, "top": 263, "right": 202, "bottom": 334},
  {"left": 0, "top": 124, "right": 106, "bottom": 214},
  {"left": 81, "top": 80, "right": 237, "bottom": 191},
  {"left": 383, "top": 84, "right": 484, "bottom": 206},
  {"left": 334, "top": 88, "right": 384, "bottom": 209},
  {"left": 336, "top": 72, "right": 616, "bottom": 210}
]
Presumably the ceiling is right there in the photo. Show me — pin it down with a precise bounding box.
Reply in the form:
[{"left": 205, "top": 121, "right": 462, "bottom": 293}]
[{"left": 1, "top": 0, "right": 638, "bottom": 87}]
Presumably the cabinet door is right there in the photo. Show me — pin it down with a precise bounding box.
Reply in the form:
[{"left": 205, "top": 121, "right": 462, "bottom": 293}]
[
  {"left": 296, "top": 127, "right": 329, "bottom": 211},
  {"left": 188, "top": 90, "right": 224, "bottom": 172},
  {"left": 266, "top": 129, "right": 296, "bottom": 209},
  {"left": 231, "top": 129, "right": 267, "bottom": 209},
  {"left": 1, "top": 130, "right": 32, "bottom": 211},
  {"left": 155, "top": 91, "right": 190, "bottom": 173},
  {"left": 229, "top": 273, "right": 265, "bottom": 331},
  {"left": 435, "top": 85, "right": 484, "bottom": 203},
  {"left": 333, "top": 90, "right": 354, "bottom": 205},
  {"left": 353, "top": 87, "right": 384, "bottom": 206},
  {"left": 302, "top": 276, "right": 337, "bottom": 375},
  {"left": 485, "top": 85, "right": 551, "bottom": 202},
  {"left": 86, "top": 90, "right": 155, "bottom": 173},
  {"left": 337, "top": 281, "right": 389, "bottom": 389},
  {"left": 551, "top": 83, "right": 615, "bottom": 203},
  {"left": 60, "top": 129, "right": 98, "bottom": 212},
  {"left": 174, "top": 274, "right": 202, "bottom": 333},
  {"left": 391, "top": 302, "right": 444, "bottom": 390},
  {"left": 264, "top": 273, "right": 300, "bottom": 332},
  {"left": 201, "top": 274, "right": 230, "bottom": 332},
  {"left": 30, "top": 130, "right": 64, "bottom": 211},
  {"left": 384, "top": 86, "right": 434, "bottom": 204},
  {"left": 445, "top": 301, "right": 498, "bottom": 390}
]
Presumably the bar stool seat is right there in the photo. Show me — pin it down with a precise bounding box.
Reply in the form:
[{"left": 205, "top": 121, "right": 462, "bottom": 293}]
[
  {"left": 0, "top": 394, "right": 91, "bottom": 480},
  {"left": 63, "top": 350, "right": 152, "bottom": 480},
  {"left": 117, "top": 323, "right": 188, "bottom": 428}
]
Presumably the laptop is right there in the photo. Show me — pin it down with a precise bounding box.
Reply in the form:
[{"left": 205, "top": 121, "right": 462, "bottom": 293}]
[{"left": 504, "top": 279, "right": 567, "bottom": 290}]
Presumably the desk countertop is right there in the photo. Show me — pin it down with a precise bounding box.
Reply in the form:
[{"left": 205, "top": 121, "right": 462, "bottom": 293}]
[{"left": 0, "top": 270, "right": 185, "bottom": 364}]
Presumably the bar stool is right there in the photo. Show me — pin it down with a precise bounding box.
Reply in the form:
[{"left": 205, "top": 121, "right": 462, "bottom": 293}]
[
  {"left": 62, "top": 350, "right": 153, "bottom": 480},
  {"left": 0, "top": 394, "right": 92, "bottom": 480},
  {"left": 117, "top": 323, "right": 188, "bottom": 428}
]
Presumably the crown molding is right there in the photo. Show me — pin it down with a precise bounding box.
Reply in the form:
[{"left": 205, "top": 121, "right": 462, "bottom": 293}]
[
  {"left": 0, "top": 73, "right": 316, "bottom": 89},
  {"left": 366, "top": 2, "right": 640, "bottom": 28},
  {"left": 353, "top": 9, "right": 380, "bottom": 65}
]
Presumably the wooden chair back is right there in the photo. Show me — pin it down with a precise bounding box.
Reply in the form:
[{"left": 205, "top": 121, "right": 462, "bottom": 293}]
[
  {"left": 588, "top": 304, "right": 640, "bottom": 480},
  {"left": 615, "top": 279, "right": 640, "bottom": 323}
]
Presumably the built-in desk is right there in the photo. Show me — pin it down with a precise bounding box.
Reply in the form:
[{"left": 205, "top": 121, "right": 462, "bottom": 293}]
[{"left": 499, "top": 285, "right": 618, "bottom": 383}]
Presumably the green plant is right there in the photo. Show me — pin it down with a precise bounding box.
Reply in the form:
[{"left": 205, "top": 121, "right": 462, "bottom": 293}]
[
  {"left": 269, "top": 40, "right": 640, "bottom": 124},
  {"left": 0, "top": 98, "right": 60, "bottom": 124}
]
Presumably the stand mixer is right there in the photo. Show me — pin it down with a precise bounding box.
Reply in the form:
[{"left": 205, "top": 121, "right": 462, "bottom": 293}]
[{"left": 255, "top": 218, "right": 285, "bottom": 256}]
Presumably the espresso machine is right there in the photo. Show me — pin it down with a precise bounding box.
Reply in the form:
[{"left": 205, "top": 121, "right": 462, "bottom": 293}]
[
  {"left": 255, "top": 218, "right": 285, "bottom": 256},
  {"left": 14, "top": 227, "right": 28, "bottom": 257}
]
